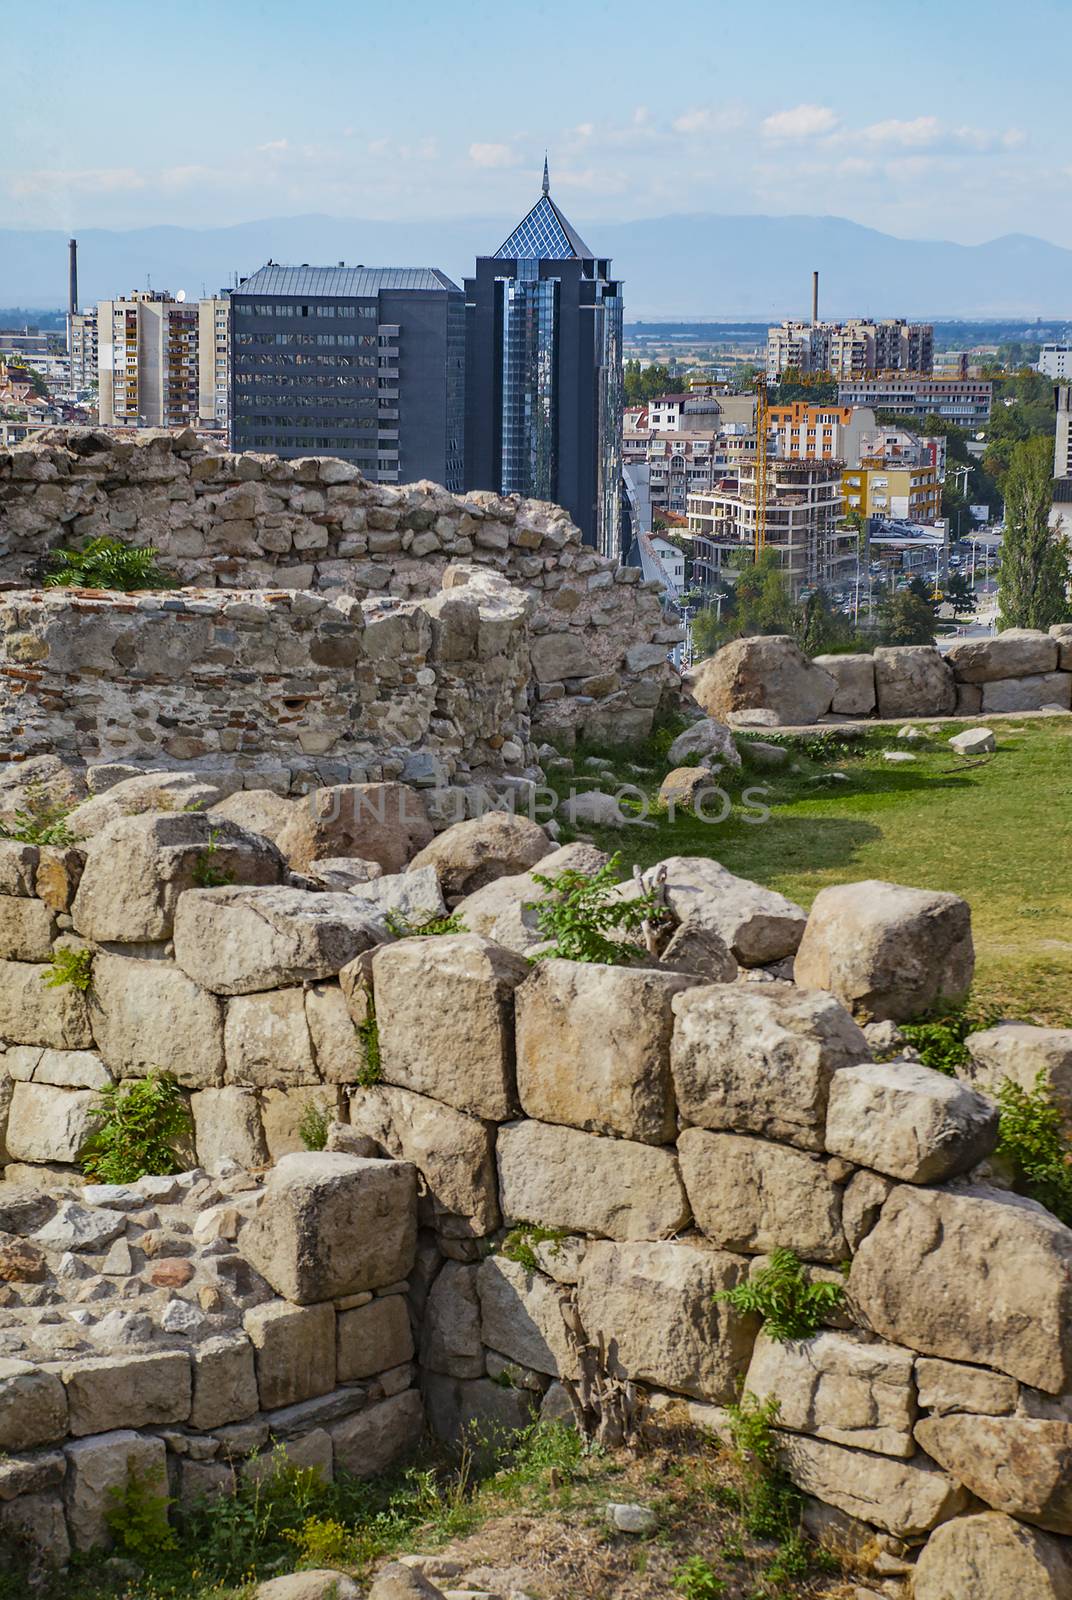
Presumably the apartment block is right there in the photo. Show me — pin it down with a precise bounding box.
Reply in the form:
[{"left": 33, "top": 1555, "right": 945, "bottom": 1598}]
[
  {"left": 97, "top": 291, "right": 201, "bottom": 428},
  {"left": 645, "top": 390, "right": 755, "bottom": 432},
  {"left": 69, "top": 309, "right": 98, "bottom": 393},
  {"left": 843, "top": 462, "right": 941, "bottom": 524},
  {"left": 836, "top": 376, "right": 991, "bottom": 426},
  {"left": 766, "top": 319, "right": 933, "bottom": 381},
  {"left": 1040, "top": 345, "right": 1072, "bottom": 380},
  {"left": 686, "top": 458, "right": 851, "bottom": 596},
  {"left": 768, "top": 401, "right": 877, "bottom": 467},
  {"left": 198, "top": 297, "right": 231, "bottom": 430},
  {"left": 230, "top": 264, "right": 465, "bottom": 489}
]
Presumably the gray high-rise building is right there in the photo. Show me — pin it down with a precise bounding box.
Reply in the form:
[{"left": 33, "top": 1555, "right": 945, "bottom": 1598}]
[
  {"left": 230, "top": 264, "right": 465, "bottom": 488},
  {"left": 464, "top": 166, "right": 623, "bottom": 555}
]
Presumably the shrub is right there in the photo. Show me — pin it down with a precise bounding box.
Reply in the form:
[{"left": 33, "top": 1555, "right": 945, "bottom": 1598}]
[
  {"left": 43, "top": 535, "right": 175, "bottom": 592},
  {"left": 105, "top": 1463, "right": 176, "bottom": 1557},
  {"left": 996, "top": 1071, "right": 1072, "bottom": 1225},
  {"left": 673, "top": 1555, "right": 725, "bottom": 1598},
  {"left": 715, "top": 1248, "right": 845, "bottom": 1343},
  {"left": 283, "top": 1512, "right": 360, "bottom": 1566},
  {"left": 0, "top": 782, "right": 78, "bottom": 846},
  {"left": 191, "top": 827, "right": 234, "bottom": 889},
  {"left": 187, "top": 1448, "right": 326, "bottom": 1581},
  {"left": 80, "top": 1071, "right": 193, "bottom": 1184},
  {"left": 528, "top": 851, "right": 657, "bottom": 964},
  {"left": 725, "top": 1391, "right": 804, "bottom": 1542},
  {"left": 298, "top": 1100, "right": 331, "bottom": 1152},
  {"left": 896, "top": 1002, "right": 1001, "bottom": 1076},
  {"left": 384, "top": 910, "right": 467, "bottom": 937},
  {"left": 41, "top": 945, "right": 93, "bottom": 992}
]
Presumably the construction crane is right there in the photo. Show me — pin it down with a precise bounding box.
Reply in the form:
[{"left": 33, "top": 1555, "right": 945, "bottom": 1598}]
[{"left": 753, "top": 375, "right": 768, "bottom": 558}]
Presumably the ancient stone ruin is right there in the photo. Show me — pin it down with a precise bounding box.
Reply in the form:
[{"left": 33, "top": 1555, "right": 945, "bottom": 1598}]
[{"left": 2, "top": 430, "right": 1072, "bottom": 1598}]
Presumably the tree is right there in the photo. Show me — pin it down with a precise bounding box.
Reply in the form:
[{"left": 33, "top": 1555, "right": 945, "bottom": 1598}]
[
  {"left": 944, "top": 572, "right": 978, "bottom": 617},
  {"left": 878, "top": 590, "right": 937, "bottom": 646},
  {"left": 997, "top": 437, "right": 1071, "bottom": 629}
]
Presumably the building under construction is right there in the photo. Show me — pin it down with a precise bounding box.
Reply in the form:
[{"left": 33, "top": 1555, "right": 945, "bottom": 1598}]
[{"left": 685, "top": 457, "right": 853, "bottom": 597}]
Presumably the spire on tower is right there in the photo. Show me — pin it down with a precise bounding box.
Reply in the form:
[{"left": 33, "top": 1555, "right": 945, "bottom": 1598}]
[{"left": 542, "top": 154, "right": 550, "bottom": 195}]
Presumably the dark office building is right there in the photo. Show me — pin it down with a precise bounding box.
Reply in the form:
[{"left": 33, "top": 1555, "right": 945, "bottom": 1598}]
[
  {"left": 464, "top": 166, "right": 624, "bottom": 554},
  {"left": 230, "top": 264, "right": 465, "bottom": 489}
]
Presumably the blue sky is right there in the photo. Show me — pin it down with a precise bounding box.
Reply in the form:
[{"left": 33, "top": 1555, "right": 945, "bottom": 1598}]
[{"left": 5, "top": 0, "right": 1071, "bottom": 243}]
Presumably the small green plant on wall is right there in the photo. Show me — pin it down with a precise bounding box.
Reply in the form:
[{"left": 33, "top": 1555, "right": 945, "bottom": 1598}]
[
  {"left": 81, "top": 1071, "right": 193, "bottom": 1184},
  {"left": 41, "top": 945, "right": 93, "bottom": 992},
  {"left": 715, "top": 1248, "right": 845, "bottom": 1343}
]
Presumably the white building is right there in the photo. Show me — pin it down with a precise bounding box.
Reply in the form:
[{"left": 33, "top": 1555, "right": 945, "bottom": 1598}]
[
  {"left": 686, "top": 458, "right": 852, "bottom": 597},
  {"left": 1039, "top": 344, "right": 1072, "bottom": 380}
]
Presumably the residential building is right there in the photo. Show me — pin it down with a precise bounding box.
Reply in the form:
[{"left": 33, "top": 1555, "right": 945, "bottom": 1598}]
[
  {"left": 645, "top": 390, "right": 754, "bottom": 432},
  {"left": 1039, "top": 344, "right": 1072, "bottom": 380},
  {"left": 858, "top": 426, "right": 947, "bottom": 479},
  {"left": 686, "top": 458, "right": 851, "bottom": 596},
  {"left": 97, "top": 291, "right": 201, "bottom": 428},
  {"left": 767, "top": 319, "right": 933, "bottom": 381},
  {"left": 836, "top": 376, "right": 991, "bottom": 426},
  {"left": 842, "top": 459, "right": 942, "bottom": 524},
  {"left": 464, "top": 164, "right": 623, "bottom": 555},
  {"left": 198, "top": 297, "right": 231, "bottom": 430},
  {"left": 69, "top": 309, "right": 98, "bottom": 394},
  {"left": 768, "top": 402, "right": 877, "bottom": 467},
  {"left": 933, "top": 350, "right": 971, "bottom": 380},
  {"left": 230, "top": 264, "right": 465, "bottom": 488},
  {"left": 1054, "top": 386, "right": 1072, "bottom": 482}
]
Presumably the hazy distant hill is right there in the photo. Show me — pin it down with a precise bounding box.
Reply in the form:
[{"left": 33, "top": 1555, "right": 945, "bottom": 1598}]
[{"left": 3, "top": 211, "right": 1071, "bottom": 319}]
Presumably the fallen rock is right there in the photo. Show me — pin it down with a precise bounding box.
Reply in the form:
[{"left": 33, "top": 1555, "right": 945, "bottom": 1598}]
[
  {"left": 65, "top": 771, "right": 236, "bottom": 840},
  {"left": 824, "top": 1059, "right": 998, "bottom": 1182},
  {"left": 644, "top": 856, "right": 806, "bottom": 965},
  {"left": 276, "top": 783, "right": 434, "bottom": 873},
  {"left": 793, "top": 879, "right": 974, "bottom": 1021},
  {"left": 912, "top": 1511, "right": 1072, "bottom": 1600},
  {"left": 689, "top": 636, "right": 836, "bottom": 725},
  {"left": 407, "top": 811, "right": 552, "bottom": 899},
  {"left": 959, "top": 1022, "right": 1072, "bottom": 1129},
  {"left": 210, "top": 788, "right": 299, "bottom": 847},
  {"left": 558, "top": 791, "right": 630, "bottom": 828},
  {"left": 368, "top": 1563, "right": 444, "bottom": 1600},
  {"left": 657, "top": 766, "right": 718, "bottom": 812},
  {"left": 950, "top": 726, "right": 996, "bottom": 755},
  {"left": 667, "top": 718, "right": 742, "bottom": 769},
  {"left": 453, "top": 842, "right": 609, "bottom": 955},
  {"left": 605, "top": 1502, "right": 658, "bottom": 1534},
  {"left": 255, "top": 1573, "right": 362, "bottom": 1600}
]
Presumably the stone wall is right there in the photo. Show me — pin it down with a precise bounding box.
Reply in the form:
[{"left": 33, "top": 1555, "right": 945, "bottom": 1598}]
[
  {"left": 0, "top": 428, "right": 680, "bottom": 749},
  {"left": 2, "top": 806, "right": 1071, "bottom": 1591}
]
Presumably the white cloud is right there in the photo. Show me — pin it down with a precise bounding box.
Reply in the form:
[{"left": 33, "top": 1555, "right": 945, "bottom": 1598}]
[
  {"left": 1002, "top": 127, "right": 1027, "bottom": 149},
  {"left": 573, "top": 122, "right": 594, "bottom": 138},
  {"left": 468, "top": 142, "right": 520, "bottom": 169},
  {"left": 8, "top": 167, "right": 147, "bottom": 197},
  {"left": 761, "top": 104, "right": 839, "bottom": 140},
  {"left": 257, "top": 138, "right": 289, "bottom": 153},
  {"left": 861, "top": 116, "right": 940, "bottom": 148},
  {"left": 673, "top": 105, "right": 747, "bottom": 136}
]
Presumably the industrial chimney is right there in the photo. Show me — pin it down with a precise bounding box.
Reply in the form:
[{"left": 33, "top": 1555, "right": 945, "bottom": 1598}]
[
  {"left": 811, "top": 269, "right": 819, "bottom": 327},
  {"left": 67, "top": 239, "right": 78, "bottom": 357}
]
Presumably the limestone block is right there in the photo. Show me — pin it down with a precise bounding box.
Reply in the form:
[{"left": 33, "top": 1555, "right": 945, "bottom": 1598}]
[
  {"left": 946, "top": 628, "right": 1059, "bottom": 682},
  {"left": 349, "top": 865, "right": 447, "bottom": 927},
  {"left": 92, "top": 952, "right": 224, "bottom": 1088},
  {"left": 0, "top": 894, "right": 55, "bottom": 960},
  {"left": 688, "top": 635, "right": 836, "bottom": 724},
  {"left": 671, "top": 982, "right": 869, "bottom": 1151},
  {"left": 178, "top": 1458, "right": 237, "bottom": 1506},
  {"left": 66, "top": 771, "right": 236, "bottom": 838},
  {"left": 374, "top": 935, "right": 528, "bottom": 1121},
  {"left": 516, "top": 960, "right": 695, "bottom": 1142},
  {"left": 476, "top": 1255, "right": 577, "bottom": 1378},
  {"left": 872, "top": 645, "right": 956, "bottom": 719},
  {"left": 241, "top": 1152, "right": 417, "bottom": 1303},
  {"left": 0, "top": 841, "right": 38, "bottom": 896},
  {"left": 779, "top": 1432, "right": 967, "bottom": 1538},
  {"left": 825, "top": 1059, "right": 998, "bottom": 1181},
  {"left": 337, "top": 1295, "right": 414, "bottom": 1382},
  {"left": 328, "top": 1388, "right": 423, "bottom": 1476},
  {"left": 0, "top": 1359, "right": 68, "bottom": 1451},
  {"left": 915, "top": 1356, "right": 1017, "bottom": 1418},
  {"left": 422, "top": 1372, "right": 537, "bottom": 1451},
  {"left": 915, "top": 1413, "right": 1072, "bottom": 1533},
  {"left": 0, "top": 1491, "right": 70, "bottom": 1568},
  {"left": 348, "top": 1084, "right": 500, "bottom": 1237},
  {"left": 666, "top": 718, "right": 742, "bottom": 768},
  {"left": 576, "top": 1239, "right": 757, "bottom": 1403},
  {"left": 745, "top": 1330, "right": 916, "bottom": 1457},
  {"left": 255, "top": 1574, "right": 361, "bottom": 1600},
  {"left": 4, "top": 1045, "right": 111, "bottom": 1089},
  {"left": 841, "top": 1168, "right": 894, "bottom": 1251},
  {"left": 982, "top": 671, "right": 1072, "bottom": 712},
  {"left": 276, "top": 783, "right": 434, "bottom": 874},
  {"left": 1052, "top": 621, "right": 1072, "bottom": 669},
  {"left": 224, "top": 988, "right": 317, "bottom": 1088},
  {"left": 678, "top": 1128, "right": 847, "bottom": 1262},
  {"left": 850, "top": 1184, "right": 1072, "bottom": 1392},
  {"left": 407, "top": 811, "right": 552, "bottom": 899},
  {"left": 190, "top": 1086, "right": 267, "bottom": 1170},
  {"left": 63, "top": 1429, "right": 168, "bottom": 1551},
  {"left": 530, "top": 631, "right": 596, "bottom": 682},
  {"left": 244, "top": 1300, "right": 336, "bottom": 1410},
  {"left": 210, "top": 788, "right": 298, "bottom": 847},
  {"left": 960, "top": 1022, "right": 1072, "bottom": 1129},
  {"left": 60, "top": 1350, "right": 191, "bottom": 1435},
  {"left": 497, "top": 1119, "right": 690, "bottom": 1242},
  {"left": 189, "top": 1334, "right": 259, "bottom": 1430},
  {"left": 174, "top": 885, "right": 386, "bottom": 996},
  {"left": 647, "top": 856, "right": 806, "bottom": 965},
  {"left": 812, "top": 653, "right": 876, "bottom": 715},
  {"left": 71, "top": 812, "right": 283, "bottom": 942},
  {"left": 912, "top": 1511, "right": 1072, "bottom": 1600},
  {"left": 0, "top": 958, "right": 92, "bottom": 1047},
  {"left": 950, "top": 725, "right": 997, "bottom": 754},
  {"left": 5, "top": 1081, "right": 99, "bottom": 1164},
  {"left": 420, "top": 1261, "right": 484, "bottom": 1379},
  {"left": 658, "top": 766, "right": 719, "bottom": 811},
  {"left": 33, "top": 1200, "right": 126, "bottom": 1251},
  {"left": 261, "top": 1087, "right": 339, "bottom": 1161},
  {"left": 303, "top": 984, "right": 361, "bottom": 1083},
  {"left": 793, "top": 879, "right": 974, "bottom": 1022}
]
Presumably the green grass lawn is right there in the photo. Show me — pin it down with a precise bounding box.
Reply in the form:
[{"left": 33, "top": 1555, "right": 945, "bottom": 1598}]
[{"left": 552, "top": 718, "right": 1072, "bottom": 1026}]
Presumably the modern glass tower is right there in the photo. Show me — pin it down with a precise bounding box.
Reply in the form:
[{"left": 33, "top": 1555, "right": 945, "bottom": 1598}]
[{"left": 464, "top": 164, "right": 623, "bottom": 555}]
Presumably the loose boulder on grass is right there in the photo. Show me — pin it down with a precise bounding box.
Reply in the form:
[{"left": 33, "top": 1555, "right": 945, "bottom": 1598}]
[
  {"left": 667, "top": 718, "right": 742, "bottom": 769},
  {"left": 406, "top": 811, "right": 552, "bottom": 899},
  {"left": 688, "top": 635, "right": 836, "bottom": 725},
  {"left": 793, "top": 879, "right": 973, "bottom": 1021},
  {"left": 646, "top": 856, "right": 807, "bottom": 966}
]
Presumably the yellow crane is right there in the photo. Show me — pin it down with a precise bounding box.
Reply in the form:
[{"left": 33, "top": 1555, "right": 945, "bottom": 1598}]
[{"left": 753, "top": 375, "right": 768, "bottom": 558}]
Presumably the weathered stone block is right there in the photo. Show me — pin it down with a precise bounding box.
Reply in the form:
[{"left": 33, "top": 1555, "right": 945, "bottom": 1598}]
[
  {"left": 4, "top": 1081, "right": 99, "bottom": 1164},
  {"left": 915, "top": 1356, "right": 1017, "bottom": 1418},
  {"left": 912, "top": 1511, "right": 1072, "bottom": 1600},
  {"left": 241, "top": 1152, "right": 417, "bottom": 1303},
  {"left": 261, "top": 1087, "right": 339, "bottom": 1161},
  {"left": 0, "top": 958, "right": 92, "bottom": 1048},
  {"left": 407, "top": 811, "right": 552, "bottom": 898},
  {"left": 745, "top": 1330, "right": 916, "bottom": 1457},
  {"left": 0, "top": 894, "right": 55, "bottom": 960},
  {"left": 374, "top": 935, "right": 528, "bottom": 1121},
  {"left": 0, "top": 841, "right": 38, "bottom": 896},
  {"left": 276, "top": 783, "right": 434, "bottom": 874},
  {"left": 244, "top": 1300, "right": 336, "bottom": 1410},
  {"left": 915, "top": 1413, "right": 1072, "bottom": 1533},
  {"left": 671, "top": 982, "right": 868, "bottom": 1151},
  {"left": 224, "top": 988, "right": 317, "bottom": 1087},
  {"left": 174, "top": 886, "right": 386, "bottom": 995},
  {"left": 982, "top": 671, "right": 1072, "bottom": 712},
  {"left": 420, "top": 1261, "right": 484, "bottom": 1379},
  {"left": 516, "top": 960, "right": 697, "bottom": 1142},
  {"left": 960, "top": 1022, "right": 1072, "bottom": 1129},
  {"left": 422, "top": 1372, "right": 537, "bottom": 1451},
  {"left": 189, "top": 1334, "right": 259, "bottom": 1431},
  {"left": 779, "top": 1431, "right": 967, "bottom": 1538},
  {"left": 92, "top": 952, "right": 224, "bottom": 1088},
  {"left": 190, "top": 1086, "right": 267, "bottom": 1170},
  {"left": 61, "top": 1350, "right": 191, "bottom": 1435},
  {"left": 678, "top": 1128, "right": 847, "bottom": 1262},
  {"left": 873, "top": 645, "right": 956, "bottom": 719},
  {"left": 812, "top": 653, "right": 876, "bottom": 715},
  {"left": 305, "top": 983, "right": 361, "bottom": 1083},
  {"left": 0, "top": 1490, "right": 69, "bottom": 1568},
  {"left": 328, "top": 1389, "right": 423, "bottom": 1476},
  {"left": 0, "top": 1359, "right": 68, "bottom": 1451},
  {"left": 337, "top": 1295, "right": 414, "bottom": 1382},
  {"left": 689, "top": 635, "right": 836, "bottom": 725},
  {"left": 946, "top": 628, "right": 1059, "bottom": 682},
  {"left": 647, "top": 856, "right": 806, "bottom": 965},
  {"left": 497, "top": 1119, "right": 689, "bottom": 1241},
  {"left": 64, "top": 1430, "right": 168, "bottom": 1551},
  {"left": 348, "top": 1084, "right": 499, "bottom": 1237},
  {"left": 825, "top": 1058, "right": 998, "bottom": 1181},
  {"left": 476, "top": 1255, "right": 577, "bottom": 1378}
]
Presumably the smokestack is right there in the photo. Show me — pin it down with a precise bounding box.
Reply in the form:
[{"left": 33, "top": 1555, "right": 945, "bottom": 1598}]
[
  {"left": 68, "top": 239, "right": 78, "bottom": 318},
  {"left": 811, "top": 269, "right": 819, "bottom": 327}
]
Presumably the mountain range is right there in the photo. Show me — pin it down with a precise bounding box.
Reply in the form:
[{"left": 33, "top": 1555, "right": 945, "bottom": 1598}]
[{"left": 2, "top": 212, "right": 1072, "bottom": 320}]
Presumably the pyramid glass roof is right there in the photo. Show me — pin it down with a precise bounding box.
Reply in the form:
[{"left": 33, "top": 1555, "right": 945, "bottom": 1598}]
[{"left": 494, "top": 193, "right": 594, "bottom": 262}]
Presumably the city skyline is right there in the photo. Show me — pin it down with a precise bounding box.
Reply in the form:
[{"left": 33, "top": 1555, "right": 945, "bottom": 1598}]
[{"left": 5, "top": 0, "right": 1072, "bottom": 248}]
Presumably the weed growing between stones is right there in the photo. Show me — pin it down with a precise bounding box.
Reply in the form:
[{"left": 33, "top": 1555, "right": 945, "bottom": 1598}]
[
  {"left": 672, "top": 1554, "right": 726, "bottom": 1598},
  {"left": 996, "top": 1071, "right": 1072, "bottom": 1225},
  {"left": 356, "top": 998, "right": 383, "bottom": 1086},
  {"left": 715, "top": 1249, "right": 845, "bottom": 1343},
  {"left": 42, "top": 535, "right": 175, "bottom": 592},
  {"left": 892, "top": 999, "right": 1002, "bottom": 1075},
  {"left": 500, "top": 1221, "right": 569, "bottom": 1273},
  {"left": 41, "top": 945, "right": 93, "bottom": 992},
  {"left": 104, "top": 1464, "right": 176, "bottom": 1559},
  {"left": 0, "top": 782, "right": 79, "bottom": 846},
  {"left": 298, "top": 1100, "right": 331, "bottom": 1151},
  {"left": 190, "top": 828, "right": 235, "bottom": 889},
  {"left": 80, "top": 1071, "right": 193, "bottom": 1184},
  {"left": 384, "top": 910, "right": 468, "bottom": 937},
  {"left": 528, "top": 851, "right": 657, "bottom": 964}
]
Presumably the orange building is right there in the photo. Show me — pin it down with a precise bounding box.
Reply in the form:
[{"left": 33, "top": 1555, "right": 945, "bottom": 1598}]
[{"left": 767, "top": 401, "right": 875, "bottom": 465}]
